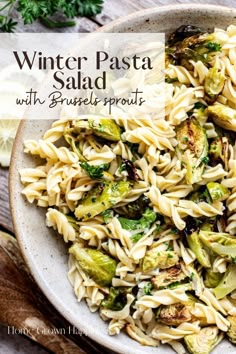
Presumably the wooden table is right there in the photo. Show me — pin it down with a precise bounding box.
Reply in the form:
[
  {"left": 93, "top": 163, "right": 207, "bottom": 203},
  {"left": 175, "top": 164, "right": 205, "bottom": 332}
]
[{"left": 0, "top": 0, "right": 235, "bottom": 352}]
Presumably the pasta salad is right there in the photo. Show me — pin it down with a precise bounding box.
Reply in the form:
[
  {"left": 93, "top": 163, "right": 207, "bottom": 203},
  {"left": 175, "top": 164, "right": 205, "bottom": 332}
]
[{"left": 20, "top": 25, "right": 236, "bottom": 354}]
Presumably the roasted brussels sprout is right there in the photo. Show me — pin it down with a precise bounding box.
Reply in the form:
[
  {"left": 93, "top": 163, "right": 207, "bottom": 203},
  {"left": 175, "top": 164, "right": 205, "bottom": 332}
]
[
  {"left": 151, "top": 264, "right": 187, "bottom": 289},
  {"left": 69, "top": 244, "right": 117, "bottom": 287},
  {"left": 204, "top": 67, "right": 225, "bottom": 101},
  {"left": 187, "top": 231, "right": 211, "bottom": 268},
  {"left": 206, "top": 182, "right": 229, "bottom": 202},
  {"left": 101, "top": 287, "right": 126, "bottom": 310},
  {"left": 157, "top": 302, "right": 193, "bottom": 326},
  {"left": 207, "top": 104, "right": 236, "bottom": 132},
  {"left": 184, "top": 326, "right": 222, "bottom": 354},
  {"left": 199, "top": 231, "right": 236, "bottom": 258},
  {"left": 88, "top": 117, "right": 122, "bottom": 141},
  {"left": 227, "top": 315, "right": 236, "bottom": 344},
  {"left": 176, "top": 118, "right": 208, "bottom": 184},
  {"left": 75, "top": 181, "right": 130, "bottom": 220},
  {"left": 214, "top": 264, "right": 236, "bottom": 299},
  {"left": 204, "top": 269, "right": 222, "bottom": 288},
  {"left": 141, "top": 250, "right": 179, "bottom": 272},
  {"left": 209, "top": 137, "right": 229, "bottom": 168}
]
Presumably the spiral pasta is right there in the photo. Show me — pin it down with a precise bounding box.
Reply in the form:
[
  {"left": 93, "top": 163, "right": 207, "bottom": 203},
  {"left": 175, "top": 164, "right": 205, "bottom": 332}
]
[{"left": 20, "top": 25, "right": 236, "bottom": 353}]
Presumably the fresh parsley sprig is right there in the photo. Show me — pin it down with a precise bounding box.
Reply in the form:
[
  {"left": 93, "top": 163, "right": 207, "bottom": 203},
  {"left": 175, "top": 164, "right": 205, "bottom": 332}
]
[{"left": 0, "top": 0, "right": 104, "bottom": 32}]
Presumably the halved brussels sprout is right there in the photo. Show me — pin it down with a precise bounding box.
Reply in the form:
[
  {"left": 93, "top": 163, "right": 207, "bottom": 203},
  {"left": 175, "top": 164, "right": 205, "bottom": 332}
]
[
  {"left": 207, "top": 105, "right": 236, "bottom": 132},
  {"left": 204, "top": 67, "right": 225, "bottom": 101},
  {"left": 187, "top": 231, "right": 211, "bottom": 268},
  {"left": 227, "top": 315, "right": 236, "bottom": 344},
  {"left": 209, "top": 137, "right": 229, "bottom": 169},
  {"left": 88, "top": 117, "right": 122, "bottom": 141},
  {"left": 69, "top": 244, "right": 117, "bottom": 287},
  {"left": 176, "top": 118, "right": 208, "bottom": 184},
  {"left": 151, "top": 264, "right": 187, "bottom": 289},
  {"left": 206, "top": 182, "right": 230, "bottom": 202},
  {"left": 167, "top": 25, "right": 204, "bottom": 46},
  {"left": 199, "top": 231, "right": 236, "bottom": 258},
  {"left": 214, "top": 264, "right": 236, "bottom": 299},
  {"left": 75, "top": 181, "right": 130, "bottom": 220},
  {"left": 204, "top": 269, "right": 222, "bottom": 288},
  {"left": 157, "top": 302, "right": 193, "bottom": 326},
  {"left": 184, "top": 326, "right": 222, "bottom": 354},
  {"left": 141, "top": 250, "right": 179, "bottom": 272}
]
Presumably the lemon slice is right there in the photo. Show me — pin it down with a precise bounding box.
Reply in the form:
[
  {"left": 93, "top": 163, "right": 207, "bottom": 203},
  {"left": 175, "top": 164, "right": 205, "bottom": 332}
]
[
  {"left": 0, "top": 64, "right": 44, "bottom": 90},
  {"left": 0, "top": 118, "right": 20, "bottom": 167}
]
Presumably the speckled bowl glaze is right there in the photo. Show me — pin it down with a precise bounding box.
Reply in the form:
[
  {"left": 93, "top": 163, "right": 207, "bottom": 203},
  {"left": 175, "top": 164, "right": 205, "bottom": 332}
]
[{"left": 10, "top": 4, "right": 236, "bottom": 354}]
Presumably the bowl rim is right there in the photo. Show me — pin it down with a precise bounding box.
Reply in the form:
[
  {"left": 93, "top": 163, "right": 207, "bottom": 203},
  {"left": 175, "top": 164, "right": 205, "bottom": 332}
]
[{"left": 9, "top": 3, "right": 236, "bottom": 353}]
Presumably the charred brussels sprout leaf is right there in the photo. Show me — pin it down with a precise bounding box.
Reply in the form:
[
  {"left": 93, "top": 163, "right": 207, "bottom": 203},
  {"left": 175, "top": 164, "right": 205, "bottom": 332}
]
[
  {"left": 206, "top": 182, "right": 230, "bottom": 202},
  {"left": 207, "top": 104, "right": 236, "bottom": 132},
  {"left": 80, "top": 162, "right": 109, "bottom": 179},
  {"left": 187, "top": 231, "right": 211, "bottom": 268},
  {"left": 167, "top": 25, "right": 204, "bottom": 46},
  {"left": 141, "top": 250, "right": 179, "bottom": 272},
  {"left": 227, "top": 316, "right": 236, "bottom": 344},
  {"left": 176, "top": 118, "right": 208, "bottom": 184},
  {"left": 204, "top": 270, "right": 222, "bottom": 288},
  {"left": 69, "top": 245, "right": 117, "bottom": 287},
  {"left": 88, "top": 117, "right": 121, "bottom": 141},
  {"left": 121, "top": 195, "right": 150, "bottom": 219},
  {"left": 119, "top": 158, "right": 139, "bottom": 181},
  {"left": 214, "top": 264, "right": 236, "bottom": 299},
  {"left": 204, "top": 67, "right": 225, "bottom": 100},
  {"left": 75, "top": 181, "right": 130, "bottom": 220},
  {"left": 101, "top": 287, "right": 126, "bottom": 310},
  {"left": 199, "top": 231, "right": 236, "bottom": 258},
  {"left": 184, "top": 326, "right": 222, "bottom": 354}
]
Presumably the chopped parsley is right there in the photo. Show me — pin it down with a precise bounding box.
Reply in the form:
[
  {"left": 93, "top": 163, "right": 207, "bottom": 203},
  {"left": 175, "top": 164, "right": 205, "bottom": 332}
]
[
  {"left": 143, "top": 282, "right": 153, "bottom": 295},
  {"left": 201, "top": 156, "right": 209, "bottom": 164},
  {"left": 80, "top": 162, "right": 109, "bottom": 179},
  {"left": 205, "top": 42, "right": 222, "bottom": 52},
  {"left": 102, "top": 209, "right": 113, "bottom": 224}
]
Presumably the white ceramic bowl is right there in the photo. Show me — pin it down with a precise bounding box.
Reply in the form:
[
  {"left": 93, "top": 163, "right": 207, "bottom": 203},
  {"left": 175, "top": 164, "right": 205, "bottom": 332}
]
[{"left": 10, "top": 4, "right": 236, "bottom": 354}]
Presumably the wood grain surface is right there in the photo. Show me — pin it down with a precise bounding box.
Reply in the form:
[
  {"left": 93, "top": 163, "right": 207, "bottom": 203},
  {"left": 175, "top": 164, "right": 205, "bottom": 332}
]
[{"left": 0, "top": 0, "right": 235, "bottom": 353}]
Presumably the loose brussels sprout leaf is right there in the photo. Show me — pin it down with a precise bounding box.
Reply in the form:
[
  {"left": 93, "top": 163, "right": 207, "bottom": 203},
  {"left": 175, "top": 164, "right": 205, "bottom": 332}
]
[
  {"left": 184, "top": 326, "right": 222, "bottom": 354},
  {"left": 206, "top": 182, "right": 230, "bottom": 202},
  {"left": 199, "top": 231, "right": 236, "bottom": 258},
  {"left": 65, "top": 215, "right": 80, "bottom": 232},
  {"left": 141, "top": 250, "right": 179, "bottom": 272},
  {"left": 101, "top": 287, "right": 126, "bottom": 310},
  {"left": 119, "top": 158, "right": 139, "bottom": 181},
  {"left": 80, "top": 162, "right": 110, "bottom": 179},
  {"left": 119, "top": 208, "right": 156, "bottom": 231},
  {"left": 209, "top": 137, "right": 229, "bottom": 168},
  {"left": 152, "top": 264, "right": 187, "bottom": 289},
  {"left": 69, "top": 244, "right": 117, "bottom": 287},
  {"left": 64, "top": 133, "right": 86, "bottom": 161},
  {"left": 176, "top": 118, "right": 208, "bottom": 184},
  {"left": 227, "top": 316, "right": 236, "bottom": 344},
  {"left": 75, "top": 181, "right": 130, "bottom": 220},
  {"left": 204, "top": 67, "right": 225, "bottom": 100},
  {"left": 157, "top": 302, "right": 193, "bottom": 326},
  {"left": 207, "top": 104, "right": 236, "bottom": 132},
  {"left": 187, "top": 231, "right": 211, "bottom": 268},
  {"left": 88, "top": 117, "right": 121, "bottom": 141},
  {"left": 214, "top": 264, "right": 236, "bottom": 299},
  {"left": 204, "top": 270, "right": 222, "bottom": 288}
]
